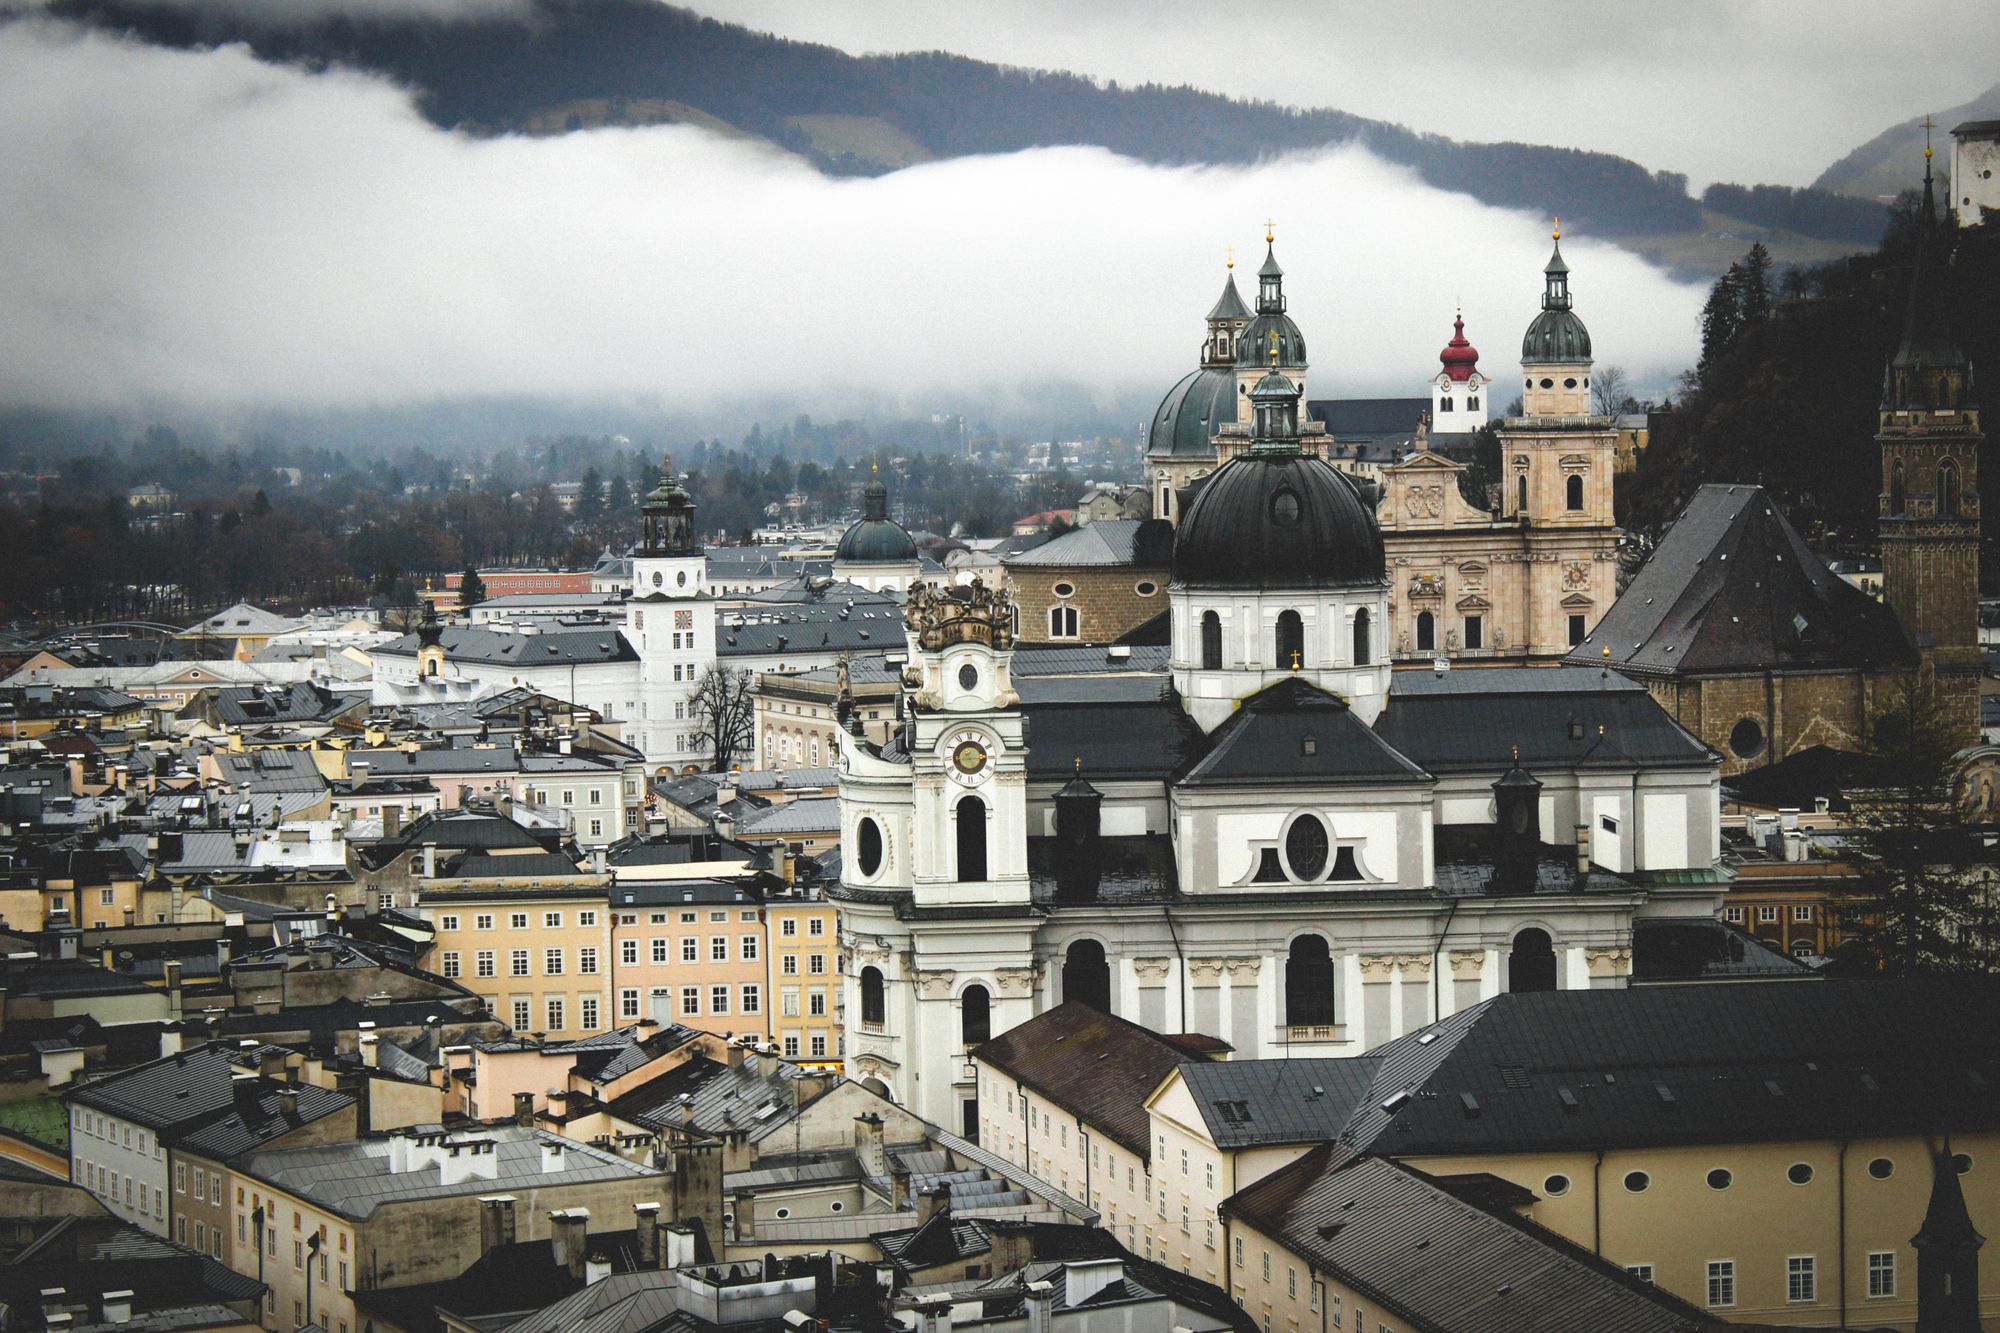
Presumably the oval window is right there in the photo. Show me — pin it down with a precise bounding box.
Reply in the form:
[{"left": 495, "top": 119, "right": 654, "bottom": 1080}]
[
  {"left": 1540, "top": 378, "right": 1555, "bottom": 389},
  {"left": 677, "top": 570, "right": 688, "bottom": 587},
  {"left": 1953, "top": 1153, "right": 1973, "bottom": 1175},
  {"left": 774, "top": 1208, "right": 790, "bottom": 1220},
  {"left": 1053, "top": 581, "right": 1075, "bottom": 598},
  {"left": 1787, "top": 1163, "right": 1814, "bottom": 1185},
  {"left": 652, "top": 572, "right": 664, "bottom": 588},
  {"left": 1271, "top": 489, "right": 1302, "bottom": 525},
  {"left": 958, "top": 663, "right": 979, "bottom": 691},
  {"left": 1135, "top": 581, "right": 1159, "bottom": 597},
  {"left": 1284, "top": 815, "right": 1330, "bottom": 881},
  {"left": 829, "top": 1201, "right": 844, "bottom": 1213},
  {"left": 1706, "top": 1168, "right": 1732, "bottom": 1191},
  {"left": 856, "top": 817, "right": 885, "bottom": 878},
  {"left": 1563, "top": 377, "right": 1578, "bottom": 389},
  {"left": 1623, "top": 1171, "right": 1650, "bottom": 1193},
  {"left": 1867, "top": 1157, "right": 1894, "bottom": 1180},
  {"left": 1543, "top": 1174, "right": 1571, "bottom": 1198},
  {"left": 1729, "top": 717, "right": 1765, "bottom": 759}
]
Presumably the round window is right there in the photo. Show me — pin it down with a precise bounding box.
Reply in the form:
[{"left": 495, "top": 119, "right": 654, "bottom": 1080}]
[
  {"left": 1053, "top": 581, "right": 1075, "bottom": 598},
  {"left": 1284, "top": 814, "right": 1330, "bottom": 881},
  {"left": 1867, "top": 1157, "right": 1894, "bottom": 1180},
  {"left": 1787, "top": 1163, "right": 1814, "bottom": 1185},
  {"left": 1135, "top": 581, "right": 1159, "bottom": 597},
  {"left": 1543, "top": 1174, "right": 1571, "bottom": 1198},
  {"left": 1953, "top": 1153, "right": 1973, "bottom": 1175},
  {"left": 856, "top": 817, "right": 885, "bottom": 878},
  {"left": 677, "top": 571, "right": 688, "bottom": 587},
  {"left": 1706, "top": 1168, "right": 1733, "bottom": 1191},
  {"left": 1729, "top": 717, "right": 1766, "bottom": 759},
  {"left": 958, "top": 663, "right": 979, "bottom": 691},
  {"left": 1564, "top": 377, "right": 1578, "bottom": 389},
  {"left": 774, "top": 1208, "right": 790, "bottom": 1220},
  {"left": 1271, "top": 489, "right": 1302, "bottom": 525},
  {"left": 1623, "top": 1171, "right": 1650, "bottom": 1193},
  {"left": 651, "top": 572, "right": 664, "bottom": 588},
  {"left": 829, "top": 1201, "right": 844, "bottom": 1213}
]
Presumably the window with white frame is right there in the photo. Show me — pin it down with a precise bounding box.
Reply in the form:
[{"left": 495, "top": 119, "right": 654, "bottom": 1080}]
[
  {"left": 1867, "top": 1252, "right": 1896, "bottom": 1298},
  {"left": 1787, "top": 1256, "right": 1816, "bottom": 1303},
  {"left": 578, "top": 947, "right": 598, "bottom": 974},
  {"left": 580, "top": 996, "right": 599, "bottom": 1029},
  {"left": 1706, "top": 1261, "right": 1736, "bottom": 1308}
]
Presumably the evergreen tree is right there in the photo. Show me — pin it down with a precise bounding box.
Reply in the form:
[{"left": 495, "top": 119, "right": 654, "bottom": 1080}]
[
  {"left": 458, "top": 566, "right": 487, "bottom": 610},
  {"left": 1738, "top": 243, "right": 1775, "bottom": 324},
  {"left": 1697, "top": 263, "right": 1745, "bottom": 377}
]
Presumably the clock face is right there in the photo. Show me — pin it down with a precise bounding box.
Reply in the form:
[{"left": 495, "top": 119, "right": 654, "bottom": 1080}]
[{"left": 947, "top": 730, "right": 992, "bottom": 784}]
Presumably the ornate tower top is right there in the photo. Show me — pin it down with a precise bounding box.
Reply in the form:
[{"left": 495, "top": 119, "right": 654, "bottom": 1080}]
[{"left": 904, "top": 579, "right": 1017, "bottom": 653}]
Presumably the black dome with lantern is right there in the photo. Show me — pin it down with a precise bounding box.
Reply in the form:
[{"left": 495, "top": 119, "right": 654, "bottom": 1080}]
[
  {"left": 835, "top": 474, "right": 919, "bottom": 564},
  {"left": 1172, "top": 370, "right": 1384, "bottom": 589}
]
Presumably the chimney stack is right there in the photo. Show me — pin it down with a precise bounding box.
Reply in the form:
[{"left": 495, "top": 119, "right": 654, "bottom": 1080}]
[
  {"left": 478, "top": 1195, "right": 517, "bottom": 1253},
  {"left": 514, "top": 1091, "right": 536, "bottom": 1127},
  {"left": 1574, "top": 823, "right": 1591, "bottom": 875},
  {"left": 547, "top": 1208, "right": 589, "bottom": 1279},
  {"left": 918, "top": 1183, "right": 951, "bottom": 1226},
  {"left": 633, "top": 1202, "right": 661, "bottom": 1268},
  {"left": 853, "top": 1113, "right": 886, "bottom": 1180},
  {"left": 99, "top": 1292, "right": 133, "bottom": 1326}
]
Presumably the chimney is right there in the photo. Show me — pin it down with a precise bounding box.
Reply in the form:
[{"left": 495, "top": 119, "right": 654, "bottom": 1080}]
[
  {"left": 1053, "top": 766, "right": 1103, "bottom": 901},
  {"left": 514, "top": 1091, "right": 536, "bottom": 1127},
  {"left": 278, "top": 1088, "right": 299, "bottom": 1119},
  {"left": 422, "top": 843, "right": 438, "bottom": 879},
  {"left": 917, "top": 1183, "right": 950, "bottom": 1226},
  {"left": 382, "top": 805, "right": 402, "bottom": 839},
  {"left": 853, "top": 1113, "right": 886, "bottom": 1180},
  {"left": 478, "top": 1195, "right": 517, "bottom": 1253},
  {"left": 661, "top": 1221, "right": 697, "bottom": 1270},
  {"left": 756, "top": 1043, "right": 779, "bottom": 1079},
  {"left": 916, "top": 1296, "right": 954, "bottom": 1333},
  {"left": 733, "top": 1189, "right": 755, "bottom": 1242},
  {"left": 100, "top": 1292, "right": 133, "bottom": 1325},
  {"left": 540, "top": 1139, "right": 567, "bottom": 1174},
  {"left": 359, "top": 1035, "right": 379, "bottom": 1067},
  {"left": 439, "top": 1139, "right": 499, "bottom": 1187},
  {"left": 1064, "top": 1259, "right": 1123, "bottom": 1305},
  {"left": 230, "top": 1072, "right": 260, "bottom": 1114},
  {"left": 891, "top": 1162, "right": 911, "bottom": 1211},
  {"left": 727, "top": 1040, "right": 746, "bottom": 1071},
  {"left": 633, "top": 1202, "right": 661, "bottom": 1268},
  {"left": 584, "top": 1256, "right": 611, "bottom": 1286},
  {"left": 158, "top": 1027, "right": 183, "bottom": 1059},
  {"left": 548, "top": 1208, "right": 589, "bottom": 1279},
  {"left": 1489, "top": 756, "right": 1542, "bottom": 894},
  {"left": 39, "top": 1289, "right": 67, "bottom": 1327},
  {"left": 1024, "top": 1281, "right": 1055, "bottom": 1333}
]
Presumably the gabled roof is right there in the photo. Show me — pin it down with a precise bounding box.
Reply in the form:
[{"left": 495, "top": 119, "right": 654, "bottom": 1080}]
[
  {"left": 376, "top": 625, "right": 638, "bottom": 666},
  {"left": 970, "top": 1002, "right": 1229, "bottom": 1160},
  {"left": 1021, "top": 694, "right": 1207, "bottom": 783},
  {"left": 1379, "top": 668, "right": 1713, "bottom": 773},
  {"left": 1003, "top": 520, "right": 1175, "bottom": 569},
  {"left": 1180, "top": 677, "right": 1430, "bottom": 788},
  {"left": 1306, "top": 397, "right": 1432, "bottom": 438},
  {"left": 1170, "top": 1057, "right": 1380, "bottom": 1151},
  {"left": 1225, "top": 1146, "right": 1715, "bottom": 1333},
  {"left": 1567, "top": 484, "right": 1915, "bottom": 677}
]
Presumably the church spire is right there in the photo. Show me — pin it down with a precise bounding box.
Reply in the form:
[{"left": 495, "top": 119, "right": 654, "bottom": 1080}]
[
  {"left": 1886, "top": 133, "right": 1973, "bottom": 413},
  {"left": 1542, "top": 219, "right": 1572, "bottom": 311},
  {"left": 1257, "top": 219, "right": 1286, "bottom": 315}
]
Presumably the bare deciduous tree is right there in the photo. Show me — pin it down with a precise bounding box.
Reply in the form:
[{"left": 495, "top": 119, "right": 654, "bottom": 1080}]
[{"left": 689, "top": 664, "right": 756, "bottom": 772}]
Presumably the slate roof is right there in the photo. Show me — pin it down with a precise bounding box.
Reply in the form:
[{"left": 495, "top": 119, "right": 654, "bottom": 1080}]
[
  {"left": 1225, "top": 1145, "right": 1715, "bottom": 1333},
  {"left": 1566, "top": 484, "right": 1916, "bottom": 677},
  {"left": 1013, "top": 675, "right": 1165, "bottom": 706},
  {"left": 239, "top": 1124, "right": 653, "bottom": 1220},
  {"left": 209, "top": 683, "right": 368, "bottom": 728},
  {"left": 1628, "top": 916, "right": 1816, "bottom": 982},
  {"left": 174, "top": 1083, "right": 355, "bottom": 1161},
  {"left": 1021, "top": 696, "right": 1207, "bottom": 782},
  {"left": 734, "top": 797, "right": 840, "bottom": 836},
  {"left": 0, "top": 1217, "right": 266, "bottom": 1328},
  {"left": 970, "top": 1002, "right": 1229, "bottom": 1160},
  {"left": 604, "top": 1051, "right": 811, "bottom": 1142},
  {"left": 1173, "top": 1056, "right": 1382, "bottom": 1150},
  {"left": 717, "top": 605, "right": 905, "bottom": 657},
  {"left": 1344, "top": 979, "right": 2000, "bottom": 1157},
  {"left": 1181, "top": 677, "right": 1430, "bottom": 788},
  {"left": 1003, "top": 520, "right": 1175, "bottom": 568},
  {"left": 1306, "top": 396, "right": 1436, "bottom": 438},
  {"left": 1379, "top": 668, "right": 1713, "bottom": 773},
  {"left": 1719, "top": 744, "right": 1887, "bottom": 810},
  {"left": 375, "top": 625, "right": 639, "bottom": 666},
  {"left": 210, "top": 749, "right": 328, "bottom": 794},
  {"left": 871, "top": 1212, "right": 992, "bottom": 1279},
  {"left": 350, "top": 1227, "right": 671, "bottom": 1333}
]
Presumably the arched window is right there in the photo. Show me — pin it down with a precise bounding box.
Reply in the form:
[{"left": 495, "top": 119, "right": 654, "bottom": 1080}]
[
  {"left": 1285, "top": 935, "right": 1335, "bottom": 1027},
  {"left": 860, "top": 966, "right": 885, "bottom": 1027},
  {"left": 1517, "top": 474, "right": 1529, "bottom": 514},
  {"left": 1566, "top": 474, "right": 1585, "bottom": 511},
  {"left": 1416, "top": 610, "right": 1436, "bottom": 652},
  {"left": 1048, "top": 605, "right": 1078, "bottom": 638},
  {"left": 1507, "top": 928, "right": 1557, "bottom": 993},
  {"left": 1063, "top": 940, "right": 1111, "bottom": 1013},
  {"left": 961, "top": 985, "right": 991, "bottom": 1047},
  {"left": 1891, "top": 460, "right": 1906, "bottom": 515},
  {"left": 956, "top": 795, "right": 988, "bottom": 882},
  {"left": 1276, "top": 610, "right": 1305, "bottom": 670},
  {"left": 1939, "top": 458, "right": 1961, "bottom": 517},
  {"left": 1351, "top": 608, "right": 1371, "bottom": 665},
  {"left": 1200, "top": 610, "right": 1223, "bottom": 670}
]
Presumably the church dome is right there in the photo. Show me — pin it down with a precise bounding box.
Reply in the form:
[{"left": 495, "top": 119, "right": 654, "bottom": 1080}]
[
  {"left": 1521, "top": 235, "right": 1592, "bottom": 364},
  {"left": 1173, "top": 451, "right": 1384, "bottom": 589},
  {"left": 1148, "top": 367, "right": 1239, "bottom": 458},
  {"left": 835, "top": 475, "right": 919, "bottom": 564},
  {"left": 1235, "top": 314, "right": 1308, "bottom": 369},
  {"left": 1439, "top": 313, "right": 1480, "bottom": 381}
]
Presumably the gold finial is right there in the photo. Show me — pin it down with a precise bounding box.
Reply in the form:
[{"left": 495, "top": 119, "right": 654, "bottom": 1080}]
[
  {"left": 1552, "top": 216, "right": 1562, "bottom": 241},
  {"left": 1290, "top": 649, "right": 1302, "bottom": 671},
  {"left": 1924, "top": 113, "right": 1935, "bottom": 158},
  {"left": 1226, "top": 243, "right": 1235, "bottom": 270},
  {"left": 1073, "top": 756, "right": 1082, "bottom": 773},
  {"left": 1268, "top": 329, "right": 1280, "bottom": 365},
  {"left": 1265, "top": 218, "right": 1275, "bottom": 244},
  {"left": 871, "top": 458, "right": 879, "bottom": 475},
  {"left": 1511, "top": 744, "right": 1519, "bottom": 763}
]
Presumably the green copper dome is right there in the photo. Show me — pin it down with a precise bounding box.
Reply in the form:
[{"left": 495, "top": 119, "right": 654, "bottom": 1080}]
[
  {"left": 1521, "top": 236, "right": 1592, "bottom": 364},
  {"left": 1149, "top": 367, "right": 1239, "bottom": 458},
  {"left": 834, "top": 475, "right": 918, "bottom": 564}
]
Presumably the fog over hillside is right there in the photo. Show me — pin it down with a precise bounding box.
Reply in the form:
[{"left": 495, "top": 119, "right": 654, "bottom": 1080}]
[{"left": 0, "top": 19, "right": 1705, "bottom": 428}]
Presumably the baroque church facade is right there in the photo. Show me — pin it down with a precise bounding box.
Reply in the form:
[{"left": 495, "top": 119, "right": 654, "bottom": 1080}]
[
  {"left": 1146, "top": 227, "right": 1620, "bottom": 664},
  {"left": 835, "top": 321, "right": 1730, "bottom": 1130}
]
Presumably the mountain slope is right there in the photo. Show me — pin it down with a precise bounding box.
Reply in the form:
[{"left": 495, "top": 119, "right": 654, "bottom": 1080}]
[{"left": 1814, "top": 82, "right": 2000, "bottom": 200}]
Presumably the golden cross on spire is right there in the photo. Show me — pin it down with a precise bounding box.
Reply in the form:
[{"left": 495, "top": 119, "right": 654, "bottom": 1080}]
[
  {"left": 1268, "top": 329, "right": 1280, "bottom": 364},
  {"left": 1923, "top": 112, "right": 1936, "bottom": 159},
  {"left": 1226, "top": 243, "right": 1235, "bottom": 270},
  {"left": 1290, "top": 649, "right": 1302, "bottom": 671},
  {"left": 1265, "top": 218, "right": 1275, "bottom": 243},
  {"left": 1552, "top": 216, "right": 1562, "bottom": 241}
]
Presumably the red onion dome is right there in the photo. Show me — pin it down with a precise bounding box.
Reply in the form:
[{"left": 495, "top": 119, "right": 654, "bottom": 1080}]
[{"left": 1439, "top": 313, "right": 1480, "bottom": 382}]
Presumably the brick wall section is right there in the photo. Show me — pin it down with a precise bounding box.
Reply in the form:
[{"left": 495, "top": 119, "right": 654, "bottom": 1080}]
[{"left": 1009, "top": 565, "right": 1170, "bottom": 644}]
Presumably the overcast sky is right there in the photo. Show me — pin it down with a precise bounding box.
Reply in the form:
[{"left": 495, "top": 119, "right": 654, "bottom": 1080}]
[
  {"left": 692, "top": 0, "right": 2000, "bottom": 191},
  {"left": 0, "top": 10, "right": 1745, "bottom": 422}
]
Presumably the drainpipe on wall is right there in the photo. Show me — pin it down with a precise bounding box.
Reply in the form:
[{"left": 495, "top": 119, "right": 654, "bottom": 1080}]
[
  {"left": 1838, "top": 1139, "right": 1849, "bottom": 1329},
  {"left": 1592, "top": 1149, "right": 1605, "bottom": 1254}
]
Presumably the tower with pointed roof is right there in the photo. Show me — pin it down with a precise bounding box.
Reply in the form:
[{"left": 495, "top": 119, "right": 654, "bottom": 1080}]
[
  {"left": 1913, "top": 1143, "right": 1984, "bottom": 1332},
  {"left": 1879, "top": 141, "right": 1983, "bottom": 737},
  {"left": 1202, "top": 253, "right": 1252, "bottom": 368},
  {"left": 1234, "top": 224, "right": 1309, "bottom": 408}
]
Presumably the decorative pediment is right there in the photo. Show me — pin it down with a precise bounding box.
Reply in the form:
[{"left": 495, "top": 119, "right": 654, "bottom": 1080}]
[
  {"left": 1456, "top": 594, "right": 1493, "bottom": 612},
  {"left": 1560, "top": 592, "right": 1596, "bottom": 608},
  {"left": 1386, "top": 450, "right": 1464, "bottom": 474},
  {"left": 1560, "top": 454, "right": 1592, "bottom": 471}
]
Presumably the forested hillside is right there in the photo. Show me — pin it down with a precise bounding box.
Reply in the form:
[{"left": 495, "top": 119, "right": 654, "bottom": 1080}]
[{"left": 44, "top": 0, "right": 1705, "bottom": 239}]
